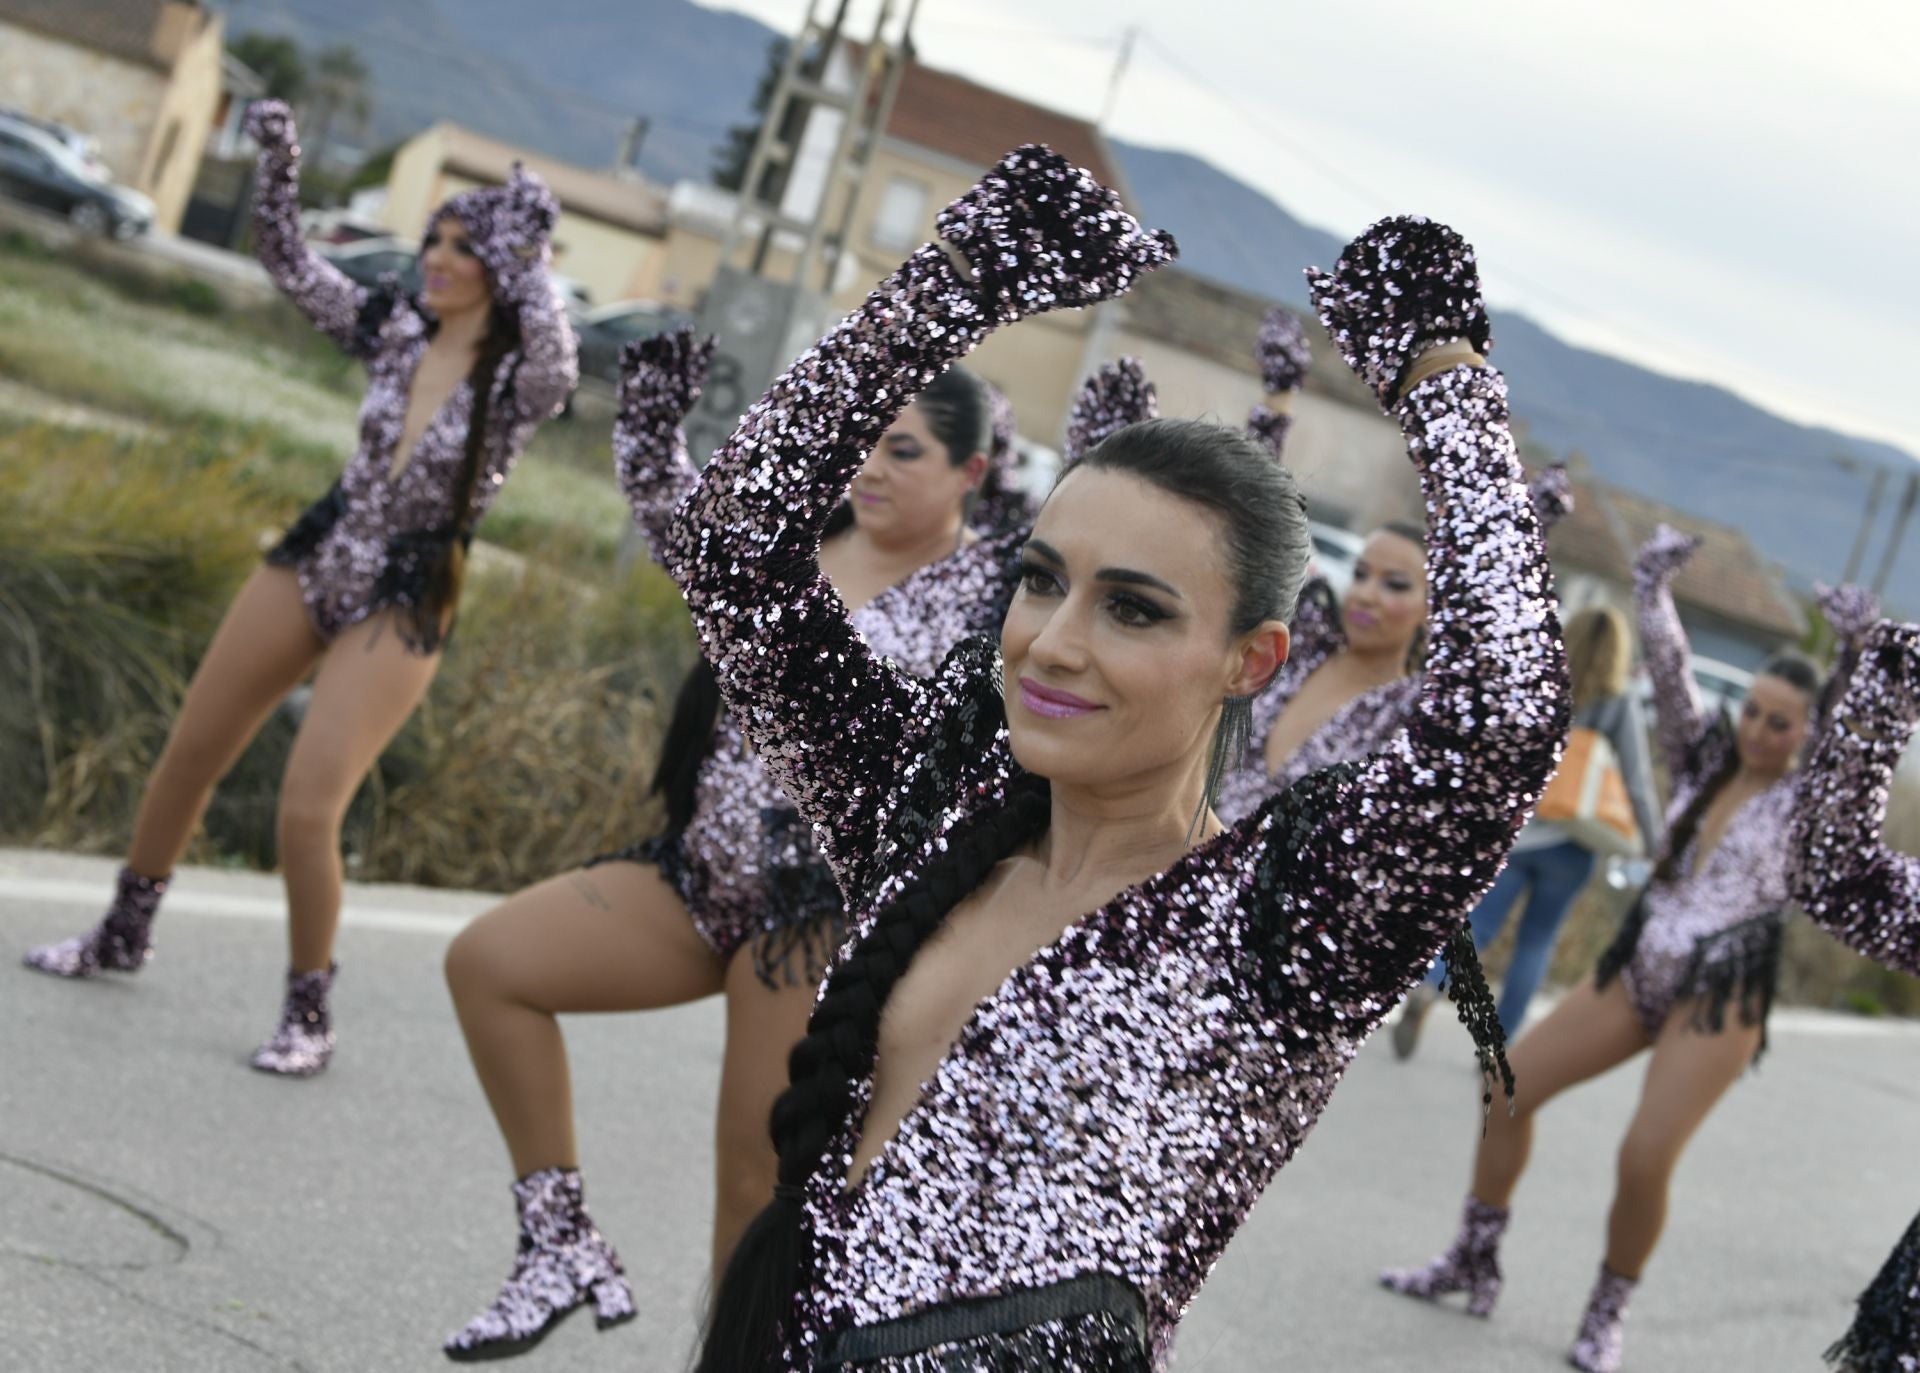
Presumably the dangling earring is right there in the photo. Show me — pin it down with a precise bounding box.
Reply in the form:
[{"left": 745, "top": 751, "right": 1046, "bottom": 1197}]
[
  {"left": 1404, "top": 623, "right": 1429, "bottom": 675},
  {"left": 1189, "top": 693, "right": 1256, "bottom": 843}
]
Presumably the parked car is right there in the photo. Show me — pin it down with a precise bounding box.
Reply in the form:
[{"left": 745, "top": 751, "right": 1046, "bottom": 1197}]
[
  {"left": 1305, "top": 520, "right": 1366, "bottom": 599},
  {"left": 574, "top": 299, "right": 686, "bottom": 384},
  {"left": 317, "top": 236, "right": 422, "bottom": 293},
  {"left": 300, "top": 207, "right": 390, "bottom": 246},
  {"left": 0, "top": 113, "right": 152, "bottom": 238},
  {"left": 0, "top": 105, "right": 110, "bottom": 178}
]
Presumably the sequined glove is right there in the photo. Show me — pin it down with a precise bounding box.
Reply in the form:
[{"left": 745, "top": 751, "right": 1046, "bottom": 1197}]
[
  {"left": 936, "top": 145, "right": 1177, "bottom": 328},
  {"left": 1256, "top": 306, "right": 1312, "bottom": 394},
  {"left": 1855, "top": 620, "right": 1920, "bottom": 728},
  {"left": 1529, "top": 463, "right": 1575, "bottom": 531},
  {"left": 1065, "top": 357, "right": 1158, "bottom": 461},
  {"left": 478, "top": 165, "right": 560, "bottom": 304},
  {"left": 1306, "top": 216, "right": 1493, "bottom": 411},
  {"left": 614, "top": 326, "right": 712, "bottom": 511},
  {"left": 1815, "top": 582, "right": 1883, "bottom": 647},
  {"left": 1632, "top": 523, "right": 1700, "bottom": 587},
  {"left": 244, "top": 99, "right": 297, "bottom": 160}
]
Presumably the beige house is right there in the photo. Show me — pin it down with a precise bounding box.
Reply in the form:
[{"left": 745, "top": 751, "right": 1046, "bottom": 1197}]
[
  {"left": 382, "top": 123, "right": 671, "bottom": 307},
  {"left": 0, "top": 0, "right": 226, "bottom": 234}
]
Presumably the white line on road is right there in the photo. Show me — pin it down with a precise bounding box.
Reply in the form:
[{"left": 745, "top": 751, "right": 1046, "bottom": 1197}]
[{"left": 1, "top": 875, "right": 479, "bottom": 937}]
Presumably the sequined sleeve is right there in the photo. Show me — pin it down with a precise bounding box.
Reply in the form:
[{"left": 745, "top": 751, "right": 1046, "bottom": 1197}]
[
  {"left": 662, "top": 245, "right": 996, "bottom": 894},
  {"left": 498, "top": 269, "right": 578, "bottom": 425},
  {"left": 1287, "top": 574, "right": 1343, "bottom": 664},
  {"left": 1789, "top": 624, "right": 1920, "bottom": 975},
  {"left": 1259, "top": 365, "right": 1568, "bottom": 1029},
  {"left": 249, "top": 135, "right": 372, "bottom": 357},
  {"left": 1634, "top": 550, "right": 1708, "bottom": 783},
  {"left": 613, "top": 382, "right": 698, "bottom": 559}
]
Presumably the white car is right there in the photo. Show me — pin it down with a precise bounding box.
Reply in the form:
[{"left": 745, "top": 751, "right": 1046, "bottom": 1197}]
[{"left": 1305, "top": 520, "right": 1366, "bottom": 600}]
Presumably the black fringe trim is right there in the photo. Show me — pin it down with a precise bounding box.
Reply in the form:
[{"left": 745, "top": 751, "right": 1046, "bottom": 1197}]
[
  {"left": 1435, "top": 924, "right": 1517, "bottom": 1117},
  {"left": 368, "top": 526, "right": 469, "bottom": 655},
  {"left": 263, "top": 480, "right": 347, "bottom": 567},
  {"left": 1593, "top": 892, "right": 1651, "bottom": 990},
  {"left": 1680, "top": 911, "right": 1782, "bottom": 1058},
  {"left": 747, "top": 805, "right": 849, "bottom": 990},
  {"left": 1826, "top": 1208, "right": 1920, "bottom": 1372},
  {"left": 353, "top": 280, "right": 409, "bottom": 358}
]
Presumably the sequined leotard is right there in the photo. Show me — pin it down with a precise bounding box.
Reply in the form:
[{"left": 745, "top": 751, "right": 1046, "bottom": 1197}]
[
  {"left": 661, "top": 169, "right": 1568, "bottom": 1366},
  {"left": 249, "top": 124, "right": 577, "bottom": 652},
  {"left": 1789, "top": 620, "right": 1920, "bottom": 1373},
  {"left": 598, "top": 346, "right": 1023, "bottom": 983},
  {"left": 1592, "top": 539, "right": 1802, "bottom": 1044}
]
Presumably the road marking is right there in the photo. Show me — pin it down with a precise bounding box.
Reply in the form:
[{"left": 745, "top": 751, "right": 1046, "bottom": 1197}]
[{"left": 0, "top": 875, "right": 481, "bottom": 937}]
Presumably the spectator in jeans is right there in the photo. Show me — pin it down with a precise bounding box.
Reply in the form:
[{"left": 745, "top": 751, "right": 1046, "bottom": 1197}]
[{"left": 1396, "top": 604, "right": 1661, "bottom": 1052}]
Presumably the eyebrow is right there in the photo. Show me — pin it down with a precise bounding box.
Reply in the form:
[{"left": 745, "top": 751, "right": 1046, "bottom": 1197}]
[{"left": 1023, "top": 538, "right": 1185, "bottom": 601}]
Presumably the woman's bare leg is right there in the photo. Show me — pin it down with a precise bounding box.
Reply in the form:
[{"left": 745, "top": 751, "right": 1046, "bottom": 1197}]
[
  {"left": 712, "top": 947, "right": 820, "bottom": 1278},
  {"left": 1604, "top": 1003, "right": 1761, "bottom": 1277},
  {"left": 274, "top": 614, "right": 440, "bottom": 972},
  {"left": 126, "top": 565, "right": 324, "bottom": 876},
  {"left": 444, "top": 861, "right": 724, "bottom": 1176},
  {"left": 1472, "top": 976, "right": 1651, "bottom": 1207}
]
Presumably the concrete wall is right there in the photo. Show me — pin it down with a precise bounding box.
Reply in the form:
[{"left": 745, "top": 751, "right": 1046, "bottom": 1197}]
[
  {"left": 135, "top": 8, "right": 223, "bottom": 234},
  {"left": 0, "top": 22, "right": 166, "bottom": 191}
]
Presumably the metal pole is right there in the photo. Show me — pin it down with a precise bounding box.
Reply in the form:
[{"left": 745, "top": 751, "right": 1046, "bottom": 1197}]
[
  {"left": 1840, "top": 464, "right": 1887, "bottom": 585},
  {"left": 821, "top": 0, "right": 918, "bottom": 292},
  {"left": 716, "top": 0, "right": 820, "bottom": 269},
  {"left": 795, "top": 0, "right": 893, "bottom": 292},
  {"left": 1099, "top": 26, "right": 1137, "bottom": 132},
  {"left": 1870, "top": 467, "right": 1918, "bottom": 596}
]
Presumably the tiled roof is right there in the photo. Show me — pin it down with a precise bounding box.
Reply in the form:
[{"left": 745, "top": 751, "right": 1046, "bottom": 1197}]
[
  {"left": 433, "top": 124, "right": 669, "bottom": 236},
  {"left": 0, "top": 0, "right": 171, "bottom": 69},
  {"left": 873, "top": 52, "right": 1121, "bottom": 193},
  {"left": 1549, "top": 467, "right": 1804, "bottom": 638}
]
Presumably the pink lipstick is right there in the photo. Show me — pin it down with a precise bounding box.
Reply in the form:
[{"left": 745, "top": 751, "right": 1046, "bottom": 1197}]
[{"left": 1018, "top": 677, "right": 1101, "bottom": 719}]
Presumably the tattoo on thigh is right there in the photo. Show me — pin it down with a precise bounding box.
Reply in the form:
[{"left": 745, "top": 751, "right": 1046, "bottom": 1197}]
[{"left": 569, "top": 873, "right": 611, "bottom": 912}]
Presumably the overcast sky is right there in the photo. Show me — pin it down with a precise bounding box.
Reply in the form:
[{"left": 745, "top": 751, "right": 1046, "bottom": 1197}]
[{"left": 703, "top": 0, "right": 1920, "bottom": 459}]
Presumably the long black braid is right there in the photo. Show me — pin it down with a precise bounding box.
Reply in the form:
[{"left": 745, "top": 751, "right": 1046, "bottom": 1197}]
[{"left": 696, "top": 778, "right": 1053, "bottom": 1371}]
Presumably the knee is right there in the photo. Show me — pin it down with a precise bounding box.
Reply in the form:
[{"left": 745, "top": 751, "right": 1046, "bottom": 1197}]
[
  {"left": 715, "top": 1126, "right": 777, "bottom": 1216},
  {"left": 443, "top": 922, "right": 501, "bottom": 1005},
  {"left": 1615, "top": 1130, "right": 1673, "bottom": 1194},
  {"left": 275, "top": 779, "right": 343, "bottom": 850}
]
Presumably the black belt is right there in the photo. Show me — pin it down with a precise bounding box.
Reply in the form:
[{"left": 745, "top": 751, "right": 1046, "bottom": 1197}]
[{"left": 820, "top": 1273, "right": 1148, "bottom": 1366}]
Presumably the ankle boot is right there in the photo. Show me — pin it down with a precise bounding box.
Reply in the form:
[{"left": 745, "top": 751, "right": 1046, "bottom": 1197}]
[
  {"left": 1567, "top": 1264, "right": 1636, "bottom": 1372},
  {"left": 444, "top": 1167, "right": 636, "bottom": 1361},
  {"left": 23, "top": 867, "right": 168, "bottom": 979},
  {"left": 248, "top": 964, "right": 336, "bottom": 1077},
  {"left": 1380, "top": 1194, "right": 1509, "bottom": 1317}
]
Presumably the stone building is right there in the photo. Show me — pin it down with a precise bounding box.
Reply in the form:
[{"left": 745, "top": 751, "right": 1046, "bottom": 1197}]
[{"left": 0, "top": 0, "right": 226, "bottom": 234}]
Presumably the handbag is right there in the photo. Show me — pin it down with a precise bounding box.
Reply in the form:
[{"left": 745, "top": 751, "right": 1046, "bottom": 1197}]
[{"left": 1536, "top": 725, "right": 1644, "bottom": 857}]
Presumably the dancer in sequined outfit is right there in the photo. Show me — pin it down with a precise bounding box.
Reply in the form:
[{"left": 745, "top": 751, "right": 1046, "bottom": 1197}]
[
  {"left": 21, "top": 101, "right": 575, "bottom": 1080},
  {"left": 662, "top": 148, "right": 1565, "bottom": 1370},
  {"left": 1383, "top": 544, "right": 1862, "bottom": 1373},
  {"left": 1789, "top": 611, "right": 1920, "bottom": 1373},
  {"left": 438, "top": 330, "right": 1026, "bottom": 1359}
]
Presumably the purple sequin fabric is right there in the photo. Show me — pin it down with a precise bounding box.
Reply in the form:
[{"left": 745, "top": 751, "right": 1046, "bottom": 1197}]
[
  {"left": 609, "top": 329, "right": 1023, "bottom": 978},
  {"left": 248, "top": 963, "right": 337, "bottom": 1077},
  {"left": 22, "top": 867, "right": 167, "bottom": 978},
  {"left": 1790, "top": 619, "right": 1920, "bottom": 973},
  {"left": 1380, "top": 1194, "right": 1508, "bottom": 1317},
  {"left": 1213, "top": 581, "right": 1421, "bottom": 825},
  {"left": 662, "top": 158, "right": 1564, "bottom": 1367},
  {"left": 244, "top": 100, "right": 577, "bottom": 653},
  {"left": 444, "top": 1167, "right": 635, "bottom": 1358},
  {"left": 1568, "top": 1265, "right": 1636, "bottom": 1373},
  {"left": 1603, "top": 531, "right": 1801, "bottom": 1039},
  {"left": 971, "top": 382, "right": 1037, "bottom": 536},
  {"left": 1064, "top": 356, "right": 1159, "bottom": 462}
]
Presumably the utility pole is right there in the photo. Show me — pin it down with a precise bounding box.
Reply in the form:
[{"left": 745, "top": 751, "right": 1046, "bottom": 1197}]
[
  {"left": 1099, "top": 26, "right": 1138, "bottom": 132},
  {"left": 1871, "top": 467, "right": 1918, "bottom": 596},
  {"left": 1840, "top": 461, "right": 1888, "bottom": 586}
]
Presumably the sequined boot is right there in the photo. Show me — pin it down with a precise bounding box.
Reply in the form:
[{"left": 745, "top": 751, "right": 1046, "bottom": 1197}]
[
  {"left": 1567, "top": 1264, "right": 1636, "bottom": 1372},
  {"left": 248, "top": 964, "right": 336, "bottom": 1077},
  {"left": 23, "top": 867, "right": 168, "bottom": 978},
  {"left": 444, "top": 1167, "right": 636, "bottom": 1361},
  {"left": 1380, "top": 1195, "right": 1509, "bottom": 1317}
]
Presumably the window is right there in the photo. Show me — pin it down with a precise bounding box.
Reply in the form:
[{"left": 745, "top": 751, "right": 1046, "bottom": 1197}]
[{"left": 868, "top": 175, "right": 929, "bottom": 252}]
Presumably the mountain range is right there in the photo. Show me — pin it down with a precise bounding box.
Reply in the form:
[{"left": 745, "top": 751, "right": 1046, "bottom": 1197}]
[{"left": 215, "top": 0, "right": 1916, "bottom": 613}]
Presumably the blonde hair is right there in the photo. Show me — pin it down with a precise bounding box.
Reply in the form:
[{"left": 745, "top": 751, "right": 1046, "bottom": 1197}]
[{"left": 1566, "top": 604, "right": 1631, "bottom": 712}]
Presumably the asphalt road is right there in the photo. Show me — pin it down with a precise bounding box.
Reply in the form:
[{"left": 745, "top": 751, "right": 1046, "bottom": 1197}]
[{"left": 4, "top": 847, "right": 1916, "bottom": 1372}]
